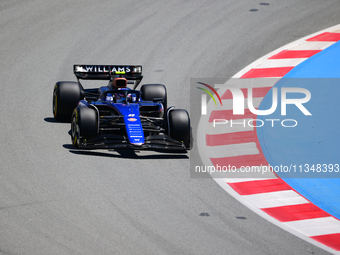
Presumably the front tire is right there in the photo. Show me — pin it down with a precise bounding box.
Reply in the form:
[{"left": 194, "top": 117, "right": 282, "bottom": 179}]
[
  {"left": 168, "top": 109, "right": 191, "bottom": 149},
  {"left": 71, "top": 107, "right": 98, "bottom": 147}
]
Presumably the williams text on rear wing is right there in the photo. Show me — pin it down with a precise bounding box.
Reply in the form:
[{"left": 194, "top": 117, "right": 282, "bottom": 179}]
[{"left": 73, "top": 65, "right": 142, "bottom": 80}]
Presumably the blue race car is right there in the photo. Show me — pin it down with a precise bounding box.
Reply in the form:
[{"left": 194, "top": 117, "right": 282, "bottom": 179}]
[{"left": 53, "top": 65, "right": 192, "bottom": 151}]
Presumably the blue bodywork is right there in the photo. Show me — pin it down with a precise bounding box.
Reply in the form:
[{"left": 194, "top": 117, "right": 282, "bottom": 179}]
[
  {"left": 114, "top": 103, "right": 144, "bottom": 145},
  {"left": 77, "top": 85, "right": 164, "bottom": 147}
]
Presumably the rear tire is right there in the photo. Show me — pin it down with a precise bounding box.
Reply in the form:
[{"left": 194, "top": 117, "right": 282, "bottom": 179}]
[
  {"left": 141, "top": 84, "right": 167, "bottom": 110},
  {"left": 53, "top": 81, "right": 82, "bottom": 121},
  {"left": 71, "top": 107, "right": 98, "bottom": 147},
  {"left": 168, "top": 109, "right": 191, "bottom": 149}
]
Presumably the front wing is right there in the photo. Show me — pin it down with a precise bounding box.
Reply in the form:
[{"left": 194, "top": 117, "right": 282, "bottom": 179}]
[{"left": 76, "top": 134, "right": 189, "bottom": 151}]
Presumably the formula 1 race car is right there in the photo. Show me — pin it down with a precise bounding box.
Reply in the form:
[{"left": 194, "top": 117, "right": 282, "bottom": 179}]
[{"left": 52, "top": 65, "right": 192, "bottom": 151}]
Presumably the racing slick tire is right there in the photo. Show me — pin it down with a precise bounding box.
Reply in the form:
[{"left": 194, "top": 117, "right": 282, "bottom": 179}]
[
  {"left": 168, "top": 109, "right": 191, "bottom": 149},
  {"left": 71, "top": 107, "right": 98, "bottom": 148},
  {"left": 53, "top": 81, "right": 83, "bottom": 121},
  {"left": 141, "top": 84, "right": 167, "bottom": 110}
]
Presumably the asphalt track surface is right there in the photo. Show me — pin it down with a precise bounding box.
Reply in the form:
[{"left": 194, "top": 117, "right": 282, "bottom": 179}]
[{"left": 1, "top": 1, "right": 340, "bottom": 254}]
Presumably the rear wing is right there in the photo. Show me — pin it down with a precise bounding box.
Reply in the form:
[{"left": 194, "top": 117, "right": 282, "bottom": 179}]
[{"left": 73, "top": 65, "right": 142, "bottom": 80}]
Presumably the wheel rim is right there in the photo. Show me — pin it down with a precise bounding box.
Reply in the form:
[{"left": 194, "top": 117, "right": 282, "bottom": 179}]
[{"left": 71, "top": 115, "right": 79, "bottom": 146}]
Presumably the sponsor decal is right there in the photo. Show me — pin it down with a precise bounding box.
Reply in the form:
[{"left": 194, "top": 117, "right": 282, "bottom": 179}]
[{"left": 127, "top": 118, "right": 137, "bottom": 122}]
